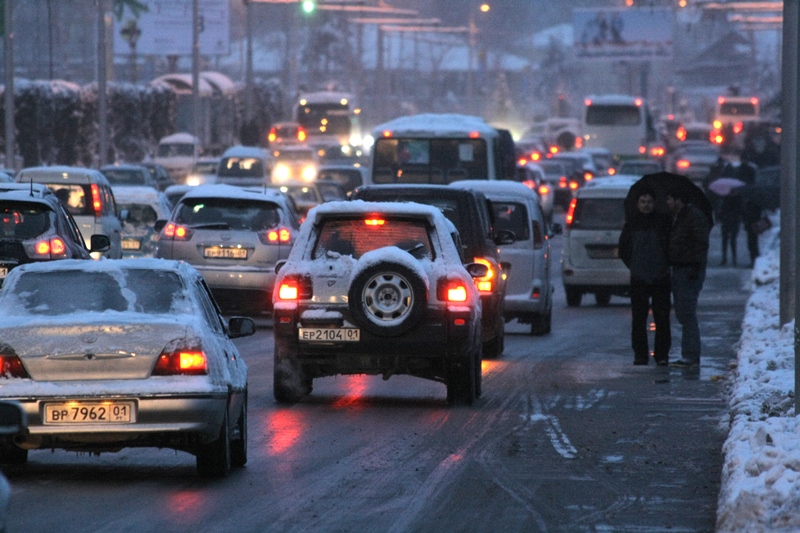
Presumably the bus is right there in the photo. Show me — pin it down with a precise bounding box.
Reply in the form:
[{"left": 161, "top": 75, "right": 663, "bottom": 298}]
[
  {"left": 712, "top": 95, "right": 760, "bottom": 151},
  {"left": 294, "top": 91, "right": 361, "bottom": 149},
  {"left": 369, "top": 113, "right": 515, "bottom": 184},
  {"left": 581, "top": 95, "right": 656, "bottom": 159}
]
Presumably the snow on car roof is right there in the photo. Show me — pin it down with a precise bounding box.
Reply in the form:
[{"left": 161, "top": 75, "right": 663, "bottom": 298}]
[
  {"left": 180, "top": 184, "right": 284, "bottom": 203},
  {"left": 112, "top": 185, "right": 165, "bottom": 204},
  {"left": 159, "top": 132, "right": 200, "bottom": 144},
  {"left": 449, "top": 180, "right": 541, "bottom": 201},
  {"left": 0, "top": 189, "right": 54, "bottom": 207},
  {"left": 221, "top": 145, "right": 269, "bottom": 158},
  {"left": 308, "top": 199, "right": 444, "bottom": 222},
  {"left": 372, "top": 113, "right": 497, "bottom": 137}
]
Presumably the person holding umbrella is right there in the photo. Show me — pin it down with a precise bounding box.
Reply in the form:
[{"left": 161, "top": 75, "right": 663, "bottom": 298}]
[
  {"left": 618, "top": 188, "right": 672, "bottom": 366},
  {"left": 666, "top": 187, "right": 710, "bottom": 368}
]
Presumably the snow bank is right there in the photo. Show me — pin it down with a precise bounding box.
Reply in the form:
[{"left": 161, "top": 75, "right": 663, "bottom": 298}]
[{"left": 717, "top": 215, "right": 800, "bottom": 531}]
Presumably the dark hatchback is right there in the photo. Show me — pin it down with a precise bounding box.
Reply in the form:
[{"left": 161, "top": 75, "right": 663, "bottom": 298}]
[
  {"left": 0, "top": 184, "right": 110, "bottom": 286},
  {"left": 351, "top": 184, "right": 510, "bottom": 358}
]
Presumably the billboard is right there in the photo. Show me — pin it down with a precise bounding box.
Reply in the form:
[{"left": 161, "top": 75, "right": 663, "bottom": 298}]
[
  {"left": 113, "top": 0, "right": 230, "bottom": 57},
  {"left": 573, "top": 8, "right": 673, "bottom": 60}
]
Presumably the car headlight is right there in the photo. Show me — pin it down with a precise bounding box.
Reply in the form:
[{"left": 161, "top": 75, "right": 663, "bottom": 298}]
[
  {"left": 301, "top": 165, "right": 317, "bottom": 182},
  {"left": 186, "top": 175, "right": 201, "bottom": 186},
  {"left": 273, "top": 164, "right": 290, "bottom": 183}
]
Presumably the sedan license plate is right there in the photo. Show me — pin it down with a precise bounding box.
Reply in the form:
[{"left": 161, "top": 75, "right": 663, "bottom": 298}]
[
  {"left": 44, "top": 401, "right": 136, "bottom": 424},
  {"left": 121, "top": 238, "right": 141, "bottom": 250},
  {"left": 204, "top": 246, "right": 248, "bottom": 259},
  {"left": 299, "top": 328, "right": 360, "bottom": 342}
]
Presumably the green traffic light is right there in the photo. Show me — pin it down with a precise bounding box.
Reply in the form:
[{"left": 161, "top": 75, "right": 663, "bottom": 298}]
[{"left": 301, "top": 0, "right": 315, "bottom": 13}]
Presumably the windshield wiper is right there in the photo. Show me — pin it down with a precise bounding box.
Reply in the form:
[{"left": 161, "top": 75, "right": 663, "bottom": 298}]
[{"left": 190, "top": 223, "right": 230, "bottom": 230}]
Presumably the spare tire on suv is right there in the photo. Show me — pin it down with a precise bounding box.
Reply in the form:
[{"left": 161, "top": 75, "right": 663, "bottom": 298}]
[{"left": 348, "top": 259, "right": 428, "bottom": 337}]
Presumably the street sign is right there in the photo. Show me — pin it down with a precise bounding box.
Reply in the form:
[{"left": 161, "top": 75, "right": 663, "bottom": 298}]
[
  {"left": 573, "top": 8, "right": 674, "bottom": 60},
  {"left": 113, "top": 0, "right": 229, "bottom": 56}
]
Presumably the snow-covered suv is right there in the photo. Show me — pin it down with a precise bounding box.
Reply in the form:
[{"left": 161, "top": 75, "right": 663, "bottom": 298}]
[{"left": 272, "top": 200, "right": 486, "bottom": 405}]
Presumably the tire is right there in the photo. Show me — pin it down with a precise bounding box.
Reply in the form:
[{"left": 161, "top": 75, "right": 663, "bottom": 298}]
[
  {"left": 446, "top": 347, "right": 476, "bottom": 406},
  {"left": 595, "top": 291, "right": 611, "bottom": 306},
  {"left": 196, "top": 409, "right": 231, "bottom": 478},
  {"left": 565, "top": 287, "right": 582, "bottom": 307},
  {"left": 0, "top": 438, "right": 27, "bottom": 465},
  {"left": 273, "top": 347, "right": 311, "bottom": 404},
  {"left": 230, "top": 391, "right": 248, "bottom": 468},
  {"left": 530, "top": 308, "right": 552, "bottom": 336},
  {"left": 474, "top": 335, "right": 483, "bottom": 399},
  {"left": 348, "top": 261, "right": 427, "bottom": 337}
]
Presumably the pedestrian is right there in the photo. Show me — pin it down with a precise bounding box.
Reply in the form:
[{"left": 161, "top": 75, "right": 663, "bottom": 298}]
[
  {"left": 619, "top": 189, "right": 672, "bottom": 366},
  {"left": 666, "top": 188, "right": 710, "bottom": 368},
  {"left": 741, "top": 197, "right": 763, "bottom": 267},
  {"left": 718, "top": 189, "right": 742, "bottom": 266}
]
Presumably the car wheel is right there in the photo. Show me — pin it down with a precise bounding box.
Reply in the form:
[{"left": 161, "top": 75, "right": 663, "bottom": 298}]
[
  {"left": 446, "top": 347, "right": 476, "bottom": 406},
  {"left": 474, "top": 333, "right": 483, "bottom": 399},
  {"left": 348, "top": 261, "right": 427, "bottom": 337},
  {"left": 273, "top": 343, "right": 311, "bottom": 404},
  {"left": 196, "top": 408, "right": 231, "bottom": 478},
  {"left": 565, "top": 287, "right": 582, "bottom": 307},
  {"left": 230, "top": 391, "right": 248, "bottom": 468},
  {"left": 0, "top": 438, "right": 27, "bottom": 465},
  {"left": 595, "top": 291, "right": 611, "bottom": 306},
  {"left": 530, "top": 308, "right": 551, "bottom": 336}
]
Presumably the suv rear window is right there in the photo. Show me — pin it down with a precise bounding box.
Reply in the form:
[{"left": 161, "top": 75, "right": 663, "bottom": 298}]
[
  {"left": 45, "top": 184, "right": 93, "bottom": 216},
  {"left": 0, "top": 202, "right": 52, "bottom": 239},
  {"left": 313, "top": 218, "right": 433, "bottom": 260},
  {"left": 571, "top": 198, "right": 626, "bottom": 230},
  {"left": 218, "top": 157, "right": 265, "bottom": 178},
  {"left": 176, "top": 198, "right": 281, "bottom": 230},
  {"left": 492, "top": 201, "right": 529, "bottom": 240},
  {"left": 102, "top": 169, "right": 148, "bottom": 186}
]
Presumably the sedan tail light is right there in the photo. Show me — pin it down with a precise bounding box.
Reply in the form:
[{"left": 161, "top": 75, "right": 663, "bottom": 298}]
[
  {"left": 0, "top": 354, "right": 29, "bottom": 379},
  {"left": 161, "top": 222, "right": 194, "bottom": 241},
  {"left": 676, "top": 159, "right": 691, "bottom": 169},
  {"left": 152, "top": 348, "right": 207, "bottom": 376}
]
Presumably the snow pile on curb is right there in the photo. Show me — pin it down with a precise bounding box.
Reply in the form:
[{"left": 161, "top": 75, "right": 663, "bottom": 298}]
[{"left": 717, "top": 222, "right": 800, "bottom": 531}]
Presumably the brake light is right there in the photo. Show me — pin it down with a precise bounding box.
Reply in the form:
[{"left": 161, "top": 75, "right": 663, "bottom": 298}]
[
  {"left": 279, "top": 283, "right": 298, "bottom": 300},
  {"left": 152, "top": 349, "right": 207, "bottom": 376},
  {"left": 713, "top": 120, "right": 722, "bottom": 129},
  {"left": 638, "top": 146, "right": 646, "bottom": 154},
  {"left": 549, "top": 146, "right": 559, "bottom": 154},
  {"left": 382, "top": 130, "right": 392, "bottom": 137},
  {"left": 538, "top": 184, "right": 550, "bottom": 196},
  {"left": 268, "top": 129, "right": 277, "bottom": 143},
  {"left": 634, "top": 98, "right": 643, "bottom": 107},
  {"left": 608, "top": 167, "right": 617, "bottom": 175},
  {"left": 30, "top": 237, "right": 68, "bottom": 259},
  {"left": 650, "top": 146, "right": 665, "bottom": 157},
  {"left": 518, "top": 158, "right": 527, "bottom": 166},
  {"left": 0, "top": 354, "right": 29, "bottom": 378},
  {"left": 574, "top": 137, "right": 583, "bottom": 148},
  {"left": 751, "top": 97, "right": 759, "bottom": 105},
  {"left": 473, "top": 257, "right": 494, "bottom": 294},
  {"left": 676, "top": 159, "right": 691, "bottom": 169},
  {"left": 261, "top": 227, "right": 292, "bottom": 244},
  {"left": 558, "top": 176, "right": 568, "bottom": 189},
  {"left": 531, "top": 152, "right": 541, "bottom": 161},
  {"left": 733, "top": 122, "right": 744, "bottom": 134},
  {"left": 90, "top": 184, "right": 103, "bottom": 216},
  {"left": 469, "top": 131, "right": 480, "bottom": 139},
  {"left": 447, "top": 285, "right": 468, "bottom": 302},
  {"left": 676, "top": 126, "right": 687, "bottom": 141},
  {"left": 162, "top": 222, "right": 193, "bottom": 241},
  {"left": 277, "top": 275, "right": 313, "bottom": 301},
  {"left": 566, "top": 198, "right": 578, "bottom": 226},
  {"left": 521, "top": 180, "right": 536, "bottom": 190},
  {"left": 583, "top": 172, "right": 593, "bottom": 181},
  {"left": 713, "top": 133, "right": 724, "bottom": 144},
  {"left": 569, "top": 180, "right": 580, "bottom": 190},
  {"left": 298, "top": 129, "right": 307, "bottom": 142},
  {"left": 436, "top": 279, "right": 468, "bottom": 303},
  {"left": 365, "top": 218, "right": 385, "bottom": 226}
]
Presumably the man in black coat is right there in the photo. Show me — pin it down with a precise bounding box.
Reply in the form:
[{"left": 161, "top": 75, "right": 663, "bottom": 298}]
[{"left": 619, "top": 188, "right": 672, "bottom": 366}]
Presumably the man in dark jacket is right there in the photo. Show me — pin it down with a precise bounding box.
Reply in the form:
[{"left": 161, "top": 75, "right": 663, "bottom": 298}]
[
  {"left": 619, "top": 189, "right": 672, "bottom": 366},
  {"left": 666, "top": 188, "right": 710, "bottom": 368}
]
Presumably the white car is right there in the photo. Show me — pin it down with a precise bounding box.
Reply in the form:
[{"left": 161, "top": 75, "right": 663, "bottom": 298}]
[
  {"left": 0, "top": 259, "right": 255, "bottom": 477},
  {"left": 113, "top": 186, "right": 173, "bottom": 258},
  {"left": 184, "top": 157, "right": 221, "bottom": 186},
  {"left": 451, "top": 181, "right": 560, "bottom": 335}
]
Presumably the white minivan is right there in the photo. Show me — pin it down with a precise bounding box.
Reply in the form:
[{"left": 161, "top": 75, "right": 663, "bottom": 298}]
[
  {"left": 452, "top": 180, "right": 560, "bottom": 335},
  {"left": 217, "top": 146, "right": 272, "bottom": 187},
  {"left": 15, "top": 166, "right": 124, "bottom": 259},
  {"left": 561, "top": 175, "right": 638, "bottom": 307}
]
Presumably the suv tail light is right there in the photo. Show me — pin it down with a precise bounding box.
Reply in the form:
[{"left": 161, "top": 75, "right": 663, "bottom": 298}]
[
  {"left": 538, "top": 184, "right": 550, "bottom": 196},
  {"left": 472, "top": 257, "right": 495, "bottom": 294},
  {"left": 676, "top": 159, "right": 691, "bottom": 169},
  {"left": 259, "top": 227, "right": 292, "bottom": 245},
  {"left": 0, "top": 353, "right": 29, "bottom": 379},
  {"left": 566, "top": 198, "right": 578, "bottom": 227},
  {"left": 161, "top": 222, "right": 194, "bottom": 241},
  {"left": 297, "top": 128, "right": 307, "bottom": 142},
  {"left": 90, "top": 184, "right": 103, "bottom": 217},
  {"left": 28, "top": 236, "right": 67, "bottom": 259},
  {"left": 152, "top": 348, "right": 207, "bottom": 376},
  {"left": 277, "top": 275, "right": 313, "bottom": 301},
  {"left": 436, "top": 279, "right": 468, "bottom": 303}
]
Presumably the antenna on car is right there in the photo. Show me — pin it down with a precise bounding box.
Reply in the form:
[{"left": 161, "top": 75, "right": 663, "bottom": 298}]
[{"left": 29, "top": 179, "right": 33, "bottom": 197}]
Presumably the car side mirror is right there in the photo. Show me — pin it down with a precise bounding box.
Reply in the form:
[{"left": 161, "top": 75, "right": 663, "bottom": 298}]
[
  {"left": 275, "top": 260, "right": 286, "bottom": 275},
  {"left": 550, "top": 223, "right": 563, "bottom": 236},
  {"left": 494, "top": 229, "right": 516, "bottom": 246},
  {"left": 118, "top": 209, "right": 129, "bottom": 222},
  {"left": 465, "top": 262, "right": 490, "bottom": 278},
  {"left": 0, "top": 400, "right": 27, "bottom": 436},
  {"left": 228, "top": 317, "right": 256, "bottom": 339},
  {"left": 89, "top": 234, "right": 111, "bottom": 253},
  {"left": 154, "top": 219, "right": 168, "bottom": 233}
]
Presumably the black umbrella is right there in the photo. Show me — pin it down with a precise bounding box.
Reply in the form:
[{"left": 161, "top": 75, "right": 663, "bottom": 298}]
[{"left": 625, "top": 171, "right": 714, "bottom": 226}]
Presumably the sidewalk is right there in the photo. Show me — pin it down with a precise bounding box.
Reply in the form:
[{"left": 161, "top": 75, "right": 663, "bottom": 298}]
[{"left": 716, "top": 215, "right": 800, "bottom": 531}]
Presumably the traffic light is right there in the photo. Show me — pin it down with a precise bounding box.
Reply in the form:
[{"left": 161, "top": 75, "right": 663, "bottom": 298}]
[{"left": 301, "top": 0, "right": 316, "bottom": 14}]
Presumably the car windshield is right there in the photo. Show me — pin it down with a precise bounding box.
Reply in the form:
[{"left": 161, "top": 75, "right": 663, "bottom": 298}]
[
  {"left": 103, "top": 169, "right": 147, "bottom": 186},
  {"left": 118, "top": 203, "right": 158, "bottom": 227},
  {"left": 492, "top": 201, "right": 529, "bottom": 240},
  {"left": 0, "top": 202, "right": 52, "bottom": 239},
  {"left": 158, "top": 143, "right": 195, "bottom": 157},
  {"left": 312, "top": 217, "right": 434, "bottom": 260},
  {"left": 176, "top": 198, "right": 281, "bottom": 230},
  {"left": 2, "top": 269, "right": 191, "bottom": 316},
  {"left": 571, "top": 198, "right": 626, "bottom": 230},
  {"left": 218, "top": 157, "right": 265, "bottom": 178}
]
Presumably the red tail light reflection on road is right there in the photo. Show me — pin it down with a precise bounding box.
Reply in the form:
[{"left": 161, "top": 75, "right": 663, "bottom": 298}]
[{"left": 267, "top": 410, "right": 305, "bottom": 456}]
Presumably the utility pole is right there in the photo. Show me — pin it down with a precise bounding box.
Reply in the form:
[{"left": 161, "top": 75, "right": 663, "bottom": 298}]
[
  {"left": 192, "top": 0, "right": 201, "bottom": 142},
  {"left": 4, "top": 0, "right": 13, "bottom": 171},
  {"left": 244, "top": 0, "right": 254, "bottom": 122},
  {"left": 97, "top": 0, "right": 108, "bottom": 167}
]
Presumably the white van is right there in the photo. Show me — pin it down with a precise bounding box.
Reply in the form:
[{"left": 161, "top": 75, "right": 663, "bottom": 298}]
[
  {"left": 561, "top": 175, "right": 638, "bottom": 307},
  {"left": 217, "top": 146, "right": 272, "bottom": 187},
  {"left": 154, "top": 132, "right": 201, "bottom": 182},
  {"left": 15, "top": 166, "right": 124, "bottom": 259},
  {"left": 452, "top": 180, "right": 560, "bottom": 335}
]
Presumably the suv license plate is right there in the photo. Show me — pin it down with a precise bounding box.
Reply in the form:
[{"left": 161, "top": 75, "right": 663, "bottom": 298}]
[
  {"left": 204, "top": 247, "right": 248, "bottom": 259},
  {"left": 299, "top": 328, "right": 360, "bottom": 342},
  {"left": 44, "top": 401, "right": 136, "bottom": 424}
]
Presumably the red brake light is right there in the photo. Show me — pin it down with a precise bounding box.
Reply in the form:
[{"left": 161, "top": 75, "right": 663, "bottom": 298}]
[
  {"left": 676, "top": 159, "right": 691, "bottom": 169},
  {"left": 522, "top": 179, "right": 536, "bottom": 190},
  {"left": 569, "top": 180, "right": 580, "bottom": 191},
  {"left": 365, "top": 218, "right": 385, "bottom": 226},
  {"left": 297, "top": 129, "right": 307, "bottom": 142},
  {"left": 447, "top": 285, "right": 468, "bottom": 302},
  {"left": 538, "top": 184, "right": 550, "bottom": 196},
  {"left": 262, "top": 227, "right": 292, "bottom": 244},
  {"left": 558, "top": 176, "right": 568, "bottom": 188},
  {"left": 152, "top": 349, "right": 207, "bottom": 376},
  {"left": 268, "top": 130, "right": 277, "bottom": 143},
  {"left": 0, "top": 354, "right": 29, "bottom": 378},
  {"left": 469, "top": 131, "right": 480, "bottom": 139},
  {"left": 277, "top": 275, "right": 313, "bottom": 301},
  {"left": 436, "top": 279, "right": 469, "bottom": 303},
  {"left": 608, "top": 167, "right": 617, "bottom": 175},
  {"left": 676, "top": 127, "right": 686, "bottom": 141},
  {"left": 583, "top": 172, "right": 593, "bottom": 181},
  {"left": 518, "top": 158, "right": 528, "bottom": 166},
  {"left": 90, "top": 184, "right": 103, "bottom": 216},
  {"left": 473, "top": 257, "right": 494, "bottom": 294},
  {"left": 31, "top": 237, "right": 68, "bottom": 258},
  {"left": 531, "top": 152, "right": 541, "bottom": 161},
  {"left": 733, "top": 122, "right": 744, "bottom": 134},
  {"left": 278, "top": 283, "right": 298, "bottom": 300},
  {"left": 566, "top": 198, "right": 578, "bottom": 226},
  {"left": 382, "top": 130, "right": 392, "bottom": 137},
  {"left": 162, "top": 222, "right": 193, "bottom": 241}
]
